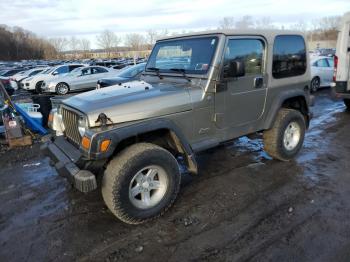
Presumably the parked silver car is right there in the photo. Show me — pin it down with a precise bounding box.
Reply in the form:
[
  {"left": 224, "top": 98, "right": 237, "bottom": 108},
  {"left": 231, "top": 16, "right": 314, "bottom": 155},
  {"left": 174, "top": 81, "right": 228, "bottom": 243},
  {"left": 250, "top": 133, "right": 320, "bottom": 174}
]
[
  {"left": 310, "top": 56, "right": 334, "bottom": 92},
  {"left": 42, "top": 66, "right": 117, "bottom": 95}
]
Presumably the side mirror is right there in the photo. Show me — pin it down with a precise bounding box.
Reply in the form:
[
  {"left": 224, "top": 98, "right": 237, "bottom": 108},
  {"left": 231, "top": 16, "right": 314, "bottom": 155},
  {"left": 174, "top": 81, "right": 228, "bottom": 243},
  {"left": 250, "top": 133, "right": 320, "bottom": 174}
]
[
  {"left": 224, "top": 60, "right": 245, "bottom": 78},
  {"left": 52, "top": 71, "right": 59, "bottom": 76}
]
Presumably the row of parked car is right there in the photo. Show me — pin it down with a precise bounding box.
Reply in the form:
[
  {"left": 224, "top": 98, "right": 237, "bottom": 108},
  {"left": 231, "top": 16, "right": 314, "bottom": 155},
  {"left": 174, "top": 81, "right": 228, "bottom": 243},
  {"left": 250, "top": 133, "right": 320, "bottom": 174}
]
[
  {"left": 0, "top": 59, "right": 147, "bottom": 96},
  {"left": 0, "top": 53, "right": 335, "bottom": 97}
]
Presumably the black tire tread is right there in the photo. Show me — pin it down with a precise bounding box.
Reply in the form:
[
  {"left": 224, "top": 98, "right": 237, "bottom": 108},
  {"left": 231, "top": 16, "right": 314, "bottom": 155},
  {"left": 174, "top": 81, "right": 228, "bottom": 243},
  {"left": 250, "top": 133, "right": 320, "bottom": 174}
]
[
  {"left": 102, "top": 143, "right": 180, "bottom": 224},
  {"left": 263, "top": 108, "right": 304, "bottom": 161}
]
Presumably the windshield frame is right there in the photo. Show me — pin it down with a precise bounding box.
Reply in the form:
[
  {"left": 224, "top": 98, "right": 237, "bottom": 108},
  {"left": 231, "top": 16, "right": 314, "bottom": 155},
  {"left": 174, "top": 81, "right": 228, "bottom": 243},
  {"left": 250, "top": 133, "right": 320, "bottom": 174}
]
[{"left": 145, "top": 35, "right": 219, "bottom": 76}]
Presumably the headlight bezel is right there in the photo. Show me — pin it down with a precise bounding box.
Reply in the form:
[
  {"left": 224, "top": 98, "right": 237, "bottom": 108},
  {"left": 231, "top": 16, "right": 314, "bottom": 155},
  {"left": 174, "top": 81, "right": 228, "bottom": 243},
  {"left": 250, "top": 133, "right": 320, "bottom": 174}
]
[{"left": 78, "top": 115, "right": 88, "bottom": 137}]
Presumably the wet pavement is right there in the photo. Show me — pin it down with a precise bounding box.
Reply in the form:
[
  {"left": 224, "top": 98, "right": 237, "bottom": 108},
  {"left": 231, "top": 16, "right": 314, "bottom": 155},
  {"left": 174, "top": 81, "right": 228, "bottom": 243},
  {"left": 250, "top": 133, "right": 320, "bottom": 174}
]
[{"left": 1, "top": 89, "right": 350, "bottom": 262}]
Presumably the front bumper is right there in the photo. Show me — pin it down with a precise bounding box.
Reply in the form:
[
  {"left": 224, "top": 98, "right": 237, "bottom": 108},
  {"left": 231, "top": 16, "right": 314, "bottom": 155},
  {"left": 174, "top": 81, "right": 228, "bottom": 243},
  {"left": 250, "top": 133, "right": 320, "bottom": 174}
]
[{"left": 41, "top": 136, "right": 97, "bottom": 193}]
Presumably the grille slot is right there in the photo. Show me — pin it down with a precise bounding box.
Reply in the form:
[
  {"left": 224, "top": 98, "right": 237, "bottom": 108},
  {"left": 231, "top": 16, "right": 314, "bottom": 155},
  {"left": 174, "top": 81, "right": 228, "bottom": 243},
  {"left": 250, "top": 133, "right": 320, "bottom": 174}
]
[{"left": 61, "top": 107, "right": 82, "bottom": 147}]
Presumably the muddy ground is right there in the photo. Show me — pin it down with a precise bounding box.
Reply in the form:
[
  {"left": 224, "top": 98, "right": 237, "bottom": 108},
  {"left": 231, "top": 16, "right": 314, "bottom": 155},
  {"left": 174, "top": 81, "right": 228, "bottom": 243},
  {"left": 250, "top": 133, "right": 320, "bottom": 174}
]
[{"left": 1, "top": 89, "right": 350, "bottom": 262}]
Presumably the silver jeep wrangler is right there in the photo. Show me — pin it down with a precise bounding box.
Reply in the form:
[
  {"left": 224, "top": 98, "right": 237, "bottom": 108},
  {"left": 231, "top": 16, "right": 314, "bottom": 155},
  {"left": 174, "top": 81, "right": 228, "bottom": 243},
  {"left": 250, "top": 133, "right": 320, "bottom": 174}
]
[{"left": 43, "top": 30, "right": 312, "bottom": 224}]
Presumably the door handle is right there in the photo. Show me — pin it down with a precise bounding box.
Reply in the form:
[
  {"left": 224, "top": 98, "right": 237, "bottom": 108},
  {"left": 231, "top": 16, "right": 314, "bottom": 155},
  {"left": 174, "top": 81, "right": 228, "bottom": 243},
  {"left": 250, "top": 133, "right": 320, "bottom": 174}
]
[{"left": 254, "top": 77, "right": 264, "bottom": 88}]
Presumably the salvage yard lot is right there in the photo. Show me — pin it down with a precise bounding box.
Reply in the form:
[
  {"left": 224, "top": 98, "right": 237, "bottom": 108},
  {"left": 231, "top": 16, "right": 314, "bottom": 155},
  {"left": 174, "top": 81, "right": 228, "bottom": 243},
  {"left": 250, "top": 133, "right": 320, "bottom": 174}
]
[{"left": 1, "top": 89, "right": 350, "bottom": 261}]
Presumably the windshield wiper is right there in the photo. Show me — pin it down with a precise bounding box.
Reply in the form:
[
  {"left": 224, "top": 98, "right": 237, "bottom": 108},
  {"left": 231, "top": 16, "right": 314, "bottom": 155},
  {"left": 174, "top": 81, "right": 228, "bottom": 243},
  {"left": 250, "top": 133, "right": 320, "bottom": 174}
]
[
  {"left": 147, "top": 67, "right": 163, "bottom": 79},
  {"left": 169, "top": 68, "right": 191, "bottom": 82}
]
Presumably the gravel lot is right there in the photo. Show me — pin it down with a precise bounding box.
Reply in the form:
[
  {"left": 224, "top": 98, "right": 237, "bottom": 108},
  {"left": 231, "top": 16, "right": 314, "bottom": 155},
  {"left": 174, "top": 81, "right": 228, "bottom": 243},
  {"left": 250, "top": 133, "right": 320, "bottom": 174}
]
[{"left": 1, "top": 89, "right": 350, "bottom": 262}]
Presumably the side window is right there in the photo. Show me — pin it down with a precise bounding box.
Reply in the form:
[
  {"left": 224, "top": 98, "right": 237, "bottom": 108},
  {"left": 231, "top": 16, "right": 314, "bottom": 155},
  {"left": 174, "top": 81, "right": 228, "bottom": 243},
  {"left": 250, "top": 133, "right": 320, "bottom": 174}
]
[
  {"left": 81, "top": 68, "right": 92, "bottom": 76},
  {"left": 224, "top": 38, "right": 264, "bottom": 76},
  {"left": 69, "top": 65, "right": 83, "bottom": 72},
  {"left": 327, "top": 58, "right": 334, "bottom": 67},
  {"left": 55, "top": 66, "right": 69, "bottom": 74},
  {"left": 316, "top": 59, "right": 328, "bottom": 67},
  {"left": 272, "top": 35, "right": 307, "bottom": 79},
  {"left": 92, "top": 67, "right": 108, "bottom": 74}
]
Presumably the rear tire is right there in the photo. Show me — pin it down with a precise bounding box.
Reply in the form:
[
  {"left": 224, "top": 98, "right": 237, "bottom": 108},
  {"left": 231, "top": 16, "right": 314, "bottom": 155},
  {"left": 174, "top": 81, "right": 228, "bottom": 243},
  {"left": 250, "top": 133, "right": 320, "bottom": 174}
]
[
  {"left": 263, "top": 108, "right": 306, "bottom": 161},
  {"left": 56, "top": 83, "right": 69, "bottom": 95},
  {"left": 310, "top": 77, "right": 320, "bottom": 93},
  {"left": 344, "top": 99, "right": 350, "bottom": 110},
  {"left": 102, "top": 143, "right": 181, "bottom": 224}
]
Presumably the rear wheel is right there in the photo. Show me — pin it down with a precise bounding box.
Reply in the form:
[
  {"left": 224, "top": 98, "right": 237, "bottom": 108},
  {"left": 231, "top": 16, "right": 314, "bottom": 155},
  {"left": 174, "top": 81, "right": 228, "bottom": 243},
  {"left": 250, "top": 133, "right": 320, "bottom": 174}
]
[
  {"left": 56, "top": 83, "right": 69, "bottom": 95},
  {"left": 263, "top": 108, "right": 306, "bottom": 161},
  {"left": 310, "top": 77, "right": 320, "bottom": 93},
  {"left": 102, "top": 143, "right": 181, "bottom": 224},
  {"left": 344, "top": 99, "right": 350, "bottom": 110}
]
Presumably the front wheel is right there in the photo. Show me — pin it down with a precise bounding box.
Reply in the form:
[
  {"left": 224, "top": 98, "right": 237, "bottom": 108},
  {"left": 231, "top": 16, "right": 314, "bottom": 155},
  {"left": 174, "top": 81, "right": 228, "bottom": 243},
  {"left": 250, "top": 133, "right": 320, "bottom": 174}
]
[
  {"left": 344, "top": 99, "right": 350, "bottom": 110},
  {"left": 263, "top": 108, "right": 306, "bottom": 161},
  {"left": 35, "top": 81, "right": 43, "bottom": 94},
  {"left": 56, "top": 83, "right": 69, "bottom": 95},
  {"left": 102, "top": 143, "right": 181, "bottom": 224}
]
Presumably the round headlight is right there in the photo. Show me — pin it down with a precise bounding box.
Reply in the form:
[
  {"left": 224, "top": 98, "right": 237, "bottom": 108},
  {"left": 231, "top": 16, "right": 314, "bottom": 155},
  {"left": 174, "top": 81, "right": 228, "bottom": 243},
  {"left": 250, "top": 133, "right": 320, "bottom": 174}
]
[{"left": 78, "top": 116, "right": 87, "bottom": 136}]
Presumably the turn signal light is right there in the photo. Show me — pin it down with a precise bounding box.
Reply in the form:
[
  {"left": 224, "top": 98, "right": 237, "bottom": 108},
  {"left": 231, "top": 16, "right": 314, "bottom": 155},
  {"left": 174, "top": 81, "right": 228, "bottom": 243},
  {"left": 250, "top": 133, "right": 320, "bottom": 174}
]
[
  {"left": 100, "top": 139, "right": 111, "bottom": 152},
  {"left": 81, "top": 136, "right": 91, "bottom": 149}
]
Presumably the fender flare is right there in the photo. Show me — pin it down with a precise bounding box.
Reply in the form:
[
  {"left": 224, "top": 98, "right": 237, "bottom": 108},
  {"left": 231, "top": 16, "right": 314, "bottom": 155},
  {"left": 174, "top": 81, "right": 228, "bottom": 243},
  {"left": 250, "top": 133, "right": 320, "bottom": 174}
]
[
  {"left": 263, "top": 89, "right": 310, "bottom": 130},
  {"left": 87, "top": 118, "right": 198, "bottom": 174}
]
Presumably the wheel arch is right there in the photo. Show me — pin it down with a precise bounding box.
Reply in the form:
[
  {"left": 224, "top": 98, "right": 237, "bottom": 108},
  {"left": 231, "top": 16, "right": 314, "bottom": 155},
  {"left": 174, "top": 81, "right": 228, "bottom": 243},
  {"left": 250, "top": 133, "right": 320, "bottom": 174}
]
[
  {"left": 264, "top": 91, "right": 311, "bottom": 130},
  {"left": 93, "top": 119, "right": 198, "bottom": 174}
]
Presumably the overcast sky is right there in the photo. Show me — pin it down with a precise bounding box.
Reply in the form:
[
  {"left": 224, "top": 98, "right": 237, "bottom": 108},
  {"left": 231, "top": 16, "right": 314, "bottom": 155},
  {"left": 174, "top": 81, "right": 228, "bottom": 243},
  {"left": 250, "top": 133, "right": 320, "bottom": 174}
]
[{"left": 1, "top": 0, "right": 350, "bottom": 47}]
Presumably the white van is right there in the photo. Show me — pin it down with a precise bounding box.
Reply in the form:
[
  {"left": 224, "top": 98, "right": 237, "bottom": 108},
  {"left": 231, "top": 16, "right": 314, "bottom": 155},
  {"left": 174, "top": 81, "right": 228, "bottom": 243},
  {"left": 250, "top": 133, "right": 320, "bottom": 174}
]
[{"left": 334, "top": 12, "right": 350, "bottom": 108}]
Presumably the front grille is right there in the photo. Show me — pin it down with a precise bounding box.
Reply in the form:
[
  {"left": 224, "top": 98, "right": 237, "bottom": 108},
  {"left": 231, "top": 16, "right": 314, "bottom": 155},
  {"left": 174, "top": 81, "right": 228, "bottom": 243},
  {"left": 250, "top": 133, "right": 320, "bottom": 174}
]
[{"left": 61, "top": 107, "right": 82, "bottom": 147}]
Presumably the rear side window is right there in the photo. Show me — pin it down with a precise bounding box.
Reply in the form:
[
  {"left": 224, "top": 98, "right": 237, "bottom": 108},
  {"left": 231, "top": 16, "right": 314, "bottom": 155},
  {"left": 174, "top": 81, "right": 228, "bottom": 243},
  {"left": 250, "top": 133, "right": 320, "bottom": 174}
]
[
  {"left": 92, "top": 67, "right": 108, "bottom": 74},
  {"left": 272, "top": 35, "right": 307, "bottom": 79}
]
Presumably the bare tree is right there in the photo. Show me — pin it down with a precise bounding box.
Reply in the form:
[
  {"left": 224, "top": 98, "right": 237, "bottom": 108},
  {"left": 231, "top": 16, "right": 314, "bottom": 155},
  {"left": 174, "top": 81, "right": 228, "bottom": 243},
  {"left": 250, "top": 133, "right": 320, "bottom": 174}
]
[
  {"left": 219, "top": 17, "right": 235, "bottom": 29},
  {"left": 254, "top": 17, "right": 275, "bottom": 29},
  {"left": 96, "top": 30, "right": 120, "bottom": 58},
  {"left": 50, "top": 37, "right": 68, "bottom": 58},
  {"left": 79, "top": 38, "right": 91, "bottom": 58},
  {"left": 146, "top": 29, "right": 158, "bottom": 47},
  {"left": 0, "top": 25, "right": 56, "bottom": 60},
  {"left": 290, "top": 20, "right": 308, "bottom": 32},
  {"left": 235, "top": 15, "right": 254, "bottom": 29},
  {"left": 319, "top": 16, "right": 341, "bottom": 31},
  {"left": 125, "top": 33, "right": 146, "bottom": 51}
]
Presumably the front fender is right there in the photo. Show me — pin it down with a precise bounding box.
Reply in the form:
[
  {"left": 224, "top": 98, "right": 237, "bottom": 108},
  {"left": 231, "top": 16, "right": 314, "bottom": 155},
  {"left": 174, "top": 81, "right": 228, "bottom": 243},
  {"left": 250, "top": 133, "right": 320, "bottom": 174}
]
[{"left": 83, "top": 118, "right": 194, "bottom": 160}]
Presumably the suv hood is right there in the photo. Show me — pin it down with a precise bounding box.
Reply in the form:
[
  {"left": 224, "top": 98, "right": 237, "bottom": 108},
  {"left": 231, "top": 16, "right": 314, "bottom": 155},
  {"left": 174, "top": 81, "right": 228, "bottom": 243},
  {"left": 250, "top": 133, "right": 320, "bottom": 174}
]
[{"left": 62, "top": 80, "right": 192, "bottom": 127}]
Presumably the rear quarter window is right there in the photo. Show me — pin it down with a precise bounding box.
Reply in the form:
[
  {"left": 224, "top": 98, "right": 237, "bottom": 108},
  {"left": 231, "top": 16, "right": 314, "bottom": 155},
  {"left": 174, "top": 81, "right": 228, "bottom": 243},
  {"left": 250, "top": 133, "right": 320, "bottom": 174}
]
[{"left": 272, "top": 35, "right": 307, "bottom": 79}]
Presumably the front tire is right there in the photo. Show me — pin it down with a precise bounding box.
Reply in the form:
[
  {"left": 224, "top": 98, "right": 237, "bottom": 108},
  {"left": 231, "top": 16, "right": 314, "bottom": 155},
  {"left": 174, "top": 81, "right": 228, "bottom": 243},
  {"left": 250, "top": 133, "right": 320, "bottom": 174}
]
[
  {"left": 102, "top": 143, "right": 181, "bottom": 224},
  {"left": 56, "top": 83, "right": 69, "bottom": 95},
  {"left": 35, "top": 81, "right": 43, "bottom": 94},
  {"left": 263, "top": 108, "right": 306, "bottom": 161}
]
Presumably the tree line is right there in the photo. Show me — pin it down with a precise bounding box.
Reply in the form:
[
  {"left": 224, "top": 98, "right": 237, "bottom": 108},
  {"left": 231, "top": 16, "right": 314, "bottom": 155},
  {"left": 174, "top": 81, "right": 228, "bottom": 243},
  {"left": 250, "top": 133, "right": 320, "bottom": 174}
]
[
  {"left": 0, "top": 25, "right": 56, "bottom": 61},
  {"left": 217, "top": 15, "right": 341, "bottom": 42},
  {"left": 0, "top": 15, "right": 343, "bottom": 61}
]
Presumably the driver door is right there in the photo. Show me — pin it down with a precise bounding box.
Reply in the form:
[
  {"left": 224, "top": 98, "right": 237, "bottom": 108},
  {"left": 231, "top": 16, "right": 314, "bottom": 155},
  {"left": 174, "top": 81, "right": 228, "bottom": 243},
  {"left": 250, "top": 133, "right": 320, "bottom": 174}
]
[{"left": 215, "top": 37, "right": 267, "bottom": 129}]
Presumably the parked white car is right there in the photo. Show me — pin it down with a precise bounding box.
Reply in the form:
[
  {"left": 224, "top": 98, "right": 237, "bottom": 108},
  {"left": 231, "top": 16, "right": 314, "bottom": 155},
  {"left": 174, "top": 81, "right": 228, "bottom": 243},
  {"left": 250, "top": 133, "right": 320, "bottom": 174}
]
[
  {"left": 310, "top": 56, "right": 334, "bottom": 92},
  {"left": 42, "top": 66, "right": 117, "bottom": 95},
  {"left": 20, "top": 64, "right": 85, "bottom": 93},
  {"left": 12, "top": 67, "right": 46, "bottom": 82}
]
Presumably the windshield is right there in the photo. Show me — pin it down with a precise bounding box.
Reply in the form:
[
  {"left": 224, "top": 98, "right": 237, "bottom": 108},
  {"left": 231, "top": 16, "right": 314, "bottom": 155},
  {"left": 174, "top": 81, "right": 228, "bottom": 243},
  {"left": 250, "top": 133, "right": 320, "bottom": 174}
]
[
  {"left": 118, "top": 63, "right": 145, "bottom": 78},
  {"left": 146, "top": 36, "right": 218, "bottom": 75}
]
